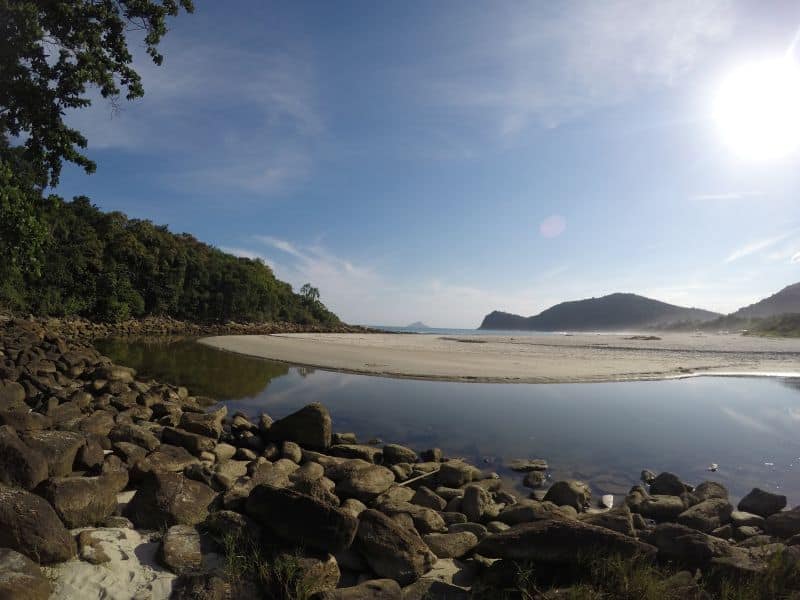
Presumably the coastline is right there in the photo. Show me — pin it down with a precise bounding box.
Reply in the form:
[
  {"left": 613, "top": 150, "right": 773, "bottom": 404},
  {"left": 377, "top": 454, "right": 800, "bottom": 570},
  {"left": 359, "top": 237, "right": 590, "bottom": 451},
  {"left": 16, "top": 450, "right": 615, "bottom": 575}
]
[{"left": 199, "top": 332, "right": 800, "bottom": 384}]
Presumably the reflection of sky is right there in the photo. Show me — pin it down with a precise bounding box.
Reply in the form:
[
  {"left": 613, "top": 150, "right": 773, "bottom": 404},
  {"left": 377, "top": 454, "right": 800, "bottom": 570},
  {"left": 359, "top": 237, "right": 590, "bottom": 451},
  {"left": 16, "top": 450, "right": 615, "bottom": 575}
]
[{"left": 220, "top": 366, "right": 800, "bottom": 505}]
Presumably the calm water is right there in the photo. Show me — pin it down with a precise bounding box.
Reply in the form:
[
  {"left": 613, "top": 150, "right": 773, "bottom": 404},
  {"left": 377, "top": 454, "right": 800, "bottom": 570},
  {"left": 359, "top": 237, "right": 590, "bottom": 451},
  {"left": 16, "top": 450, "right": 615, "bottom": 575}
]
[{"left": 97, "top": 337, "right": 800, "bottom": 504}]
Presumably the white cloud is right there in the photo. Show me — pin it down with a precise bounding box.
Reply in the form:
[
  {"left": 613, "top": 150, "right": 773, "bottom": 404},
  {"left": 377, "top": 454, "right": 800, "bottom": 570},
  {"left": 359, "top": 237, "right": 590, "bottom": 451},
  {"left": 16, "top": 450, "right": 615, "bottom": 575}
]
[
  {"left": 690, "top": 191, "right": 764, "bottom": 201},
  {"left": 724, "top": 231, "right": 796, "bottom": 263},
  {"left": 792, "top": 252, "right": 800, "bottom": 264},
  {"left": 426, "top": 0, "right": 734, "bottom": 136}
]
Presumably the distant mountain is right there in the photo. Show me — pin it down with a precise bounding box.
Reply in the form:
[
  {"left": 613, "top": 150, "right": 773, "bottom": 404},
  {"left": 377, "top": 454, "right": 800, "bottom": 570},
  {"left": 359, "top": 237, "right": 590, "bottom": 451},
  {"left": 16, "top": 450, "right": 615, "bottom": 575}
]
[
  {"left": 407, "top": 321, "right": 430, "bottom": 328},
  {"left": 479, "top": 293, "right": 720, "bottom": 331},
  {"left": 730, "top": 282, "right": 800, "bottom": 319}
]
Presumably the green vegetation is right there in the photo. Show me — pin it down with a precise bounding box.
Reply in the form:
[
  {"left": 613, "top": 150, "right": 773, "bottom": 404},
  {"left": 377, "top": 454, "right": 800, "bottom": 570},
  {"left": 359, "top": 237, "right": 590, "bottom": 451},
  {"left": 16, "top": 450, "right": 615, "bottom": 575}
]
[
  {"left": 473, "top": 552, "right": 800, "bottom": 600},
  {"left": 744, "top": 314, "right": 800, "bottom": 338},
  {"left": 0, "top": 196, "right": 340, "bottom": 324}
]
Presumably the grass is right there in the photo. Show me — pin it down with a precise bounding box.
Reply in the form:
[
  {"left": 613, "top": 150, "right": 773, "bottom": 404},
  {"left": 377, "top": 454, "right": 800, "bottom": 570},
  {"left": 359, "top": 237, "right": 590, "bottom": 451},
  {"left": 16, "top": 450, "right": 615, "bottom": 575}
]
[
  {"left": 219, "top": 532, "right": 321, "bottom": 600},
  {"left": 474, "top": 550, "right": 800, "bottom": 600}
]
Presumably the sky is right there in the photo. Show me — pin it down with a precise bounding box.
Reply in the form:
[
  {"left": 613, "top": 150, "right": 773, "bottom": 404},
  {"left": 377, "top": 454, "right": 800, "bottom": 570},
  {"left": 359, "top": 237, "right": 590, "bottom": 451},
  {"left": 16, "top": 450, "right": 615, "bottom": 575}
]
[{"left": 55, "top": 0, "right": 800, "bottom": 327}]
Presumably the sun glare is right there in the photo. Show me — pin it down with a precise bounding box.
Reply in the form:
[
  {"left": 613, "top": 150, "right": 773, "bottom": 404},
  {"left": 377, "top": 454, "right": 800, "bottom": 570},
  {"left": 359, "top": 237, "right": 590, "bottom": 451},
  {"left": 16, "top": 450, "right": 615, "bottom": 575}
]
[{"left": 713, "top": 57, "right": 800, "bottom": 161}]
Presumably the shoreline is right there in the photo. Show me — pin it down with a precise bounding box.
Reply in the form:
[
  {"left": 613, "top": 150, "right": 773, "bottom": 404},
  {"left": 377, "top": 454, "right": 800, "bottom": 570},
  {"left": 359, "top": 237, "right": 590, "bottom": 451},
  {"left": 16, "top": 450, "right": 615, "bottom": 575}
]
[{"left": 200, "top": 332, "right": 800, "bottom": 384}]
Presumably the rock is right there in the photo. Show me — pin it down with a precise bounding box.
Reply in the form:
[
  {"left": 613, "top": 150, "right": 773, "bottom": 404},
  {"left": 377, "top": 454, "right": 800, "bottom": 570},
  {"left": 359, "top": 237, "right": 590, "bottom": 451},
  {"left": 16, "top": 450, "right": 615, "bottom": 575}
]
[
  {"left": 147, "top": 444, "right": 199, "bottom": 472},
  {"left": 476, "top": 518, "right": 656, "bottom": 563},
  {"left": 93, "top": 364, "right": 135, "bottom": 383},
  {"left": 38, "top": 474, "right": 118, "bottom": 527},
  {"left": 438, "top": 461, "right": 479, "bottom": 488},
  {"left": 179, "top": 407, "right": 226, "bottom": 439},
  {"left": 449, "top": 522, "right": 489, "bottom": 540},
  {"left": 646, "top": 522, "right": 734, "bottom": 567},
  {"left": 330, "top": 444, "right": 383, "bottom": 464},
  {"left": 677, "top": 499, "right": 734, "bottom": 533},
  {"left": 0, "top": 381, "right": 26, "bottom": 409},
  {"left": 246, "top": 484, "right": 358, "bottom": 554},
  {"left": 0, "top": 484, "right": 76, "bottom": 563},
  {"left": 508, "top": 458, "right": 548, "bottom": 472},
  {"left": 108, "top": 423, "right": 160, "bottom": 452},
  {"left": 731, "top": 510, "right": 765, "bottom": 527},
  {"left": 159, "top": 525, "right": 202, "bottom": 574},
  {"left": 282, "top": 440, "right": 303, "bottom": 463},
  {"left": 311, "top": 579, "right": 401, "bottom": 600},
  {"left": 162, "top": 426, "right": 216, "bottom": 455},
  {"left": 487, "top": 521, "right": 510, "bottom": 533},
  {"left": 354, "top": 509, "right": 436, "bottom": 585},
  {"left": 712, "top": 524, "right": 734, "bottom": 539},
  {"left": 77, "top": 529, "right": 112, "bottom": 564},
  {"left": 20, "top": 429, "right": 84, "bottom": 476},
  {"left": 497, "top": 499, "right": 576, "bottom": 525},
  {"left": 383, "top": 444, "right": 418, "bottom": 465},
  {"left": 420, "top": 448, "right": 442, "bottom": 462},
  {"left": 291, "top": 461, "right": 325, "bottom": 484},
  {"left": 423, "top": 531, "right": 479, "bottom": 558},
  {"left": 738, "top": 488, "right": 787, "bottom": 518},
  {"left": 171, "top": 572, "right": 231, "bottom": 600},
  {"left": 765, "top": 508, "right": 800, "bottom": 538},
  {"left": 284, "top": 552, "right": 340, "bottom": 596},
  {"left": 341, "top": 498, "right": 368, "bottom": 519},
  {"left": 411, "top": 486, "right": 446, "bottom": 511},
  {"left": 0, "top": 548, "right": 52, "bottom": 600},
  {"left": 523, "top": 471, "right": 547, "bottom": 488},
  {"left": 638, "top": 495, "right": 687, "bottom": 522},
  {"left": 374, "top": 499, "right": 447, "bottom": 534},
  {"left": 691, "top": 481, "right": 729, "bottom": 503},
  {"left": 649, "top": 472, "right": 690, "bottom": 496},
  {"left": 113, "top": 441, "right": 147, "bottom": 465},
  {"left": 543, "top": 480, "right": 591, "bottom": 512},
  {"left": 401, "top": 579, "right": 469, "bottom": 600},
  {"left": 580, "top": 506, "right": 635, "bottom": 537},
  {"left": 733, "top": 525, "right": 760, "bottom": 541},
  {"left": 0, "top": 409, "right": 51, "bottom": 431},
  {"left": 101, "top": 455, "right": 130, "bottom": 492},
  {"left": 76, "top": 435, "right": 105, "bottom": 470},
  {"left": 0, "top": 424, "right": 48, "bottom": 489},
  {"left": 213, "top": 442, "right": 236, "bottom": 463},
  {"left": 336, "top": 464, "right": 395, "bottom": 501},
  {"left": 462, "top": 484, "right": 497, "bottom": 522},
  {"left": 126, "top": 471, "right": 218, "bottom": 529},
  {"left": 266, "top": 402, "right": 332, "bottom": 449}
]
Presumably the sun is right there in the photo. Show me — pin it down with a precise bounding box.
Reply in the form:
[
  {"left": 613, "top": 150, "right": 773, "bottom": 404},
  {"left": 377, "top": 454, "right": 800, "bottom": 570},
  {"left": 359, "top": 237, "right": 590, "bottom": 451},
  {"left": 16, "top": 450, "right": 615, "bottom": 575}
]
[{"left": 713, "top": 57, "right": 800, "bottom": 161}]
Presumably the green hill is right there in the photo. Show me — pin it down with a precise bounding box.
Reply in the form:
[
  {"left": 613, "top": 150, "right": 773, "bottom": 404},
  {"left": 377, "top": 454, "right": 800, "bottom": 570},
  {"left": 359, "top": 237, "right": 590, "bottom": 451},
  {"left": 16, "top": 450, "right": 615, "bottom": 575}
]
[{"left": 0, "top": 196, "right": 340, "bottom": 325}]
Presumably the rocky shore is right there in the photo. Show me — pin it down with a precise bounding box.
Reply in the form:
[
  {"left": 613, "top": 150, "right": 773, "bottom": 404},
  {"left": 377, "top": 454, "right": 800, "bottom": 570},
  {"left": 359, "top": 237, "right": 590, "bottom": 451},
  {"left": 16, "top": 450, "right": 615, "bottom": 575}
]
[{"left": 1, "top": 316, "right": 800, "bottom": 599}]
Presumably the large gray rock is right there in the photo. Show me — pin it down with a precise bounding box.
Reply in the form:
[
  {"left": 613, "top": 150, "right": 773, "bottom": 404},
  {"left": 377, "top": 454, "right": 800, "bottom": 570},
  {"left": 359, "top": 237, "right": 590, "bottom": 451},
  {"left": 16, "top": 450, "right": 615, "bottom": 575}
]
[
  {"left": 0, "top": 548, "right": 52, "bottom": 600},
  {"left": 422, "top": 531, "right": 479, "bottom": 558},
  {"left": 39, "top": 474, "right": 118, "bottom": 528},
  {"left": 437, "top": 461, "right": 479, "bottom": 488},
  {"left": 179, "top": 406, "right": 226, "bottom": 440},
  {"left": 0, "top": 409, "right": 51, "bottom": 432},
  {"left": 0, "top": 484, "right": 76, "bottom": 563},
  {"left": 246, "top": 484, "right": 358, "bottom": 554},
  {"left": 336, "top": 464, "right": 395, "bottom": 501},
  {"left": 146, "top": 444, "right": 200, "bottom": 473},
  {"left": 126, "top": 471, "right": 218, "bottom": 529},
  {"left": 329, "top": 444, "right": 383, "bottom": 464},
  {"left": 354, "top": 509, "right": 436, "bottom": 586},
  {"left": 646, "top": 522, "right": 734, "bottom": 567},
  {"left": 382, "top": 444, "right": 418, "bottom": 465},
  {"left": 159, "top": 525, "right": 202, "bottom": 574},
  {"left": 374, "top": 499, "right": 447, "bottom": 534},
  {"left": 649, "top": 472, "right": 690, "bottom": 496},
  {"left": 738, "top": 488, "right": 787, "bottom": 518},
  {"left": 108, "top": 423, "right": 160, "bottom": 452},
  {"left": 0, "top": 425, "right": 48, "bottom": 489},
  {"left": 765, "top": 508, "right": 800, "bottom": 538},
  {"left": 476, "top": 518, "right": 656, "bottom": 563},
  {"left": 677, "top": 499, "right": 734, "bottom": 533},
  {"left": 311, "top": 578, "right": 401, "bottom": 600},
  {"left": 266, "top": 403, "right": 332, "bottom": 449},
  {"left": 497, "top": 499, "right": 576, "bottom": 525},
  {"left": 580, "top": 506, "right": 636, "bottom": 537},
  {"left": 691, "top": 481, "right": 729, "bottom": 503},
  {"left": 20, "top": 429, "right": 85, "bottom": 476},
  {"left": 638, "top": 495, "right": 686, "bottom": 522},
  {"left": 161, "top": 427, "right": 216, "bottom": 455},
  {"left": 462, "top": 484, "right": 498, "bottom": 522},
  {"left": 543, "top": 480, "right": 591, "bottom": 512},
  {"left": 411, "top": 486, "right": 446, "bottom": 511}
]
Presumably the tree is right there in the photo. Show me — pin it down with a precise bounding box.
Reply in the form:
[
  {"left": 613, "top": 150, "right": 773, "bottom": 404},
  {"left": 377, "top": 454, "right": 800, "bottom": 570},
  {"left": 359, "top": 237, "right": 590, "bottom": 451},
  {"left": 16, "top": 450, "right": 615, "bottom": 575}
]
[
  {"left": 0, "top": 0, "right": 193, "bottom": 268},
  {"left": 300, "top": 283, "right": 321, "bottom": 304}
]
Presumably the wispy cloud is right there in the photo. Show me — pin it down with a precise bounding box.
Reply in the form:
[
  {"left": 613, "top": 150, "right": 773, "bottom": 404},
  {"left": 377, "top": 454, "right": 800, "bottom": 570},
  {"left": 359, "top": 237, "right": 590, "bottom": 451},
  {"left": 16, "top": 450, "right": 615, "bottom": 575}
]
[
  {"left": 690, "top": 191, "right": 764, "bottom": 201},
  {"left": 724, "top": 231, "right": 796, "bottom": 263},
  {"left": 424, "top": 0, "right": 734, "bottom": 136}
]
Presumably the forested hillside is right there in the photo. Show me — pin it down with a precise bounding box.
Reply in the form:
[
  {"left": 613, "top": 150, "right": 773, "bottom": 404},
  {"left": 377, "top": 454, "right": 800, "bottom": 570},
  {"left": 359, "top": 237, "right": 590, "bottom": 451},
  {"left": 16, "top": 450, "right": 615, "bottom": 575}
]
[{"left": 0, "top": 196, "right": 340, "bottom": 325}]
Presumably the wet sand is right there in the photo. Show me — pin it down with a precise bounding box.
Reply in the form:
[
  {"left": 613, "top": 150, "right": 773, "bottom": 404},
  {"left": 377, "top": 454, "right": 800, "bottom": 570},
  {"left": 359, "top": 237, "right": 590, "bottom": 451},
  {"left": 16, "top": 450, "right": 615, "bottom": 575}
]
[{"left": 200, "top": 332, "right": 800, "bottom": 383}]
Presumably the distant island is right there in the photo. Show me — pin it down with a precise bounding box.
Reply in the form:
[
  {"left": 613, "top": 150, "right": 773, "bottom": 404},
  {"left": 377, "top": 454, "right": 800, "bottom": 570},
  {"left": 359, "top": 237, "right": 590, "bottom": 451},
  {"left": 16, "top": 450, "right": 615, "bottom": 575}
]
[
  {"left": 407, "top": 321, "right": 430, "bottom": 328},
  {"left": 479, "top": 293, "right": 720, "bottom": 331}
]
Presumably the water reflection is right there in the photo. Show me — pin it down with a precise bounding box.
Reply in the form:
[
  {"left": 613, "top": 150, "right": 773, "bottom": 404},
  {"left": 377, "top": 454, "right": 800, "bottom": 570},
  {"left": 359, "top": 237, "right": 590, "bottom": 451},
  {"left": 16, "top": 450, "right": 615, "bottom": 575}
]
[{"left": 100, "top": 338, "right": 800, "bottom": 504}]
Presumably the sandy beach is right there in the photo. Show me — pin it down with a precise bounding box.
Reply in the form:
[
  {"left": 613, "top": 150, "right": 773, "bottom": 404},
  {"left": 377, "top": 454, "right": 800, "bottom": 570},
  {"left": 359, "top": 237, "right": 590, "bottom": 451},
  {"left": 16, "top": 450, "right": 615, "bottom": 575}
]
[{"left": 200, "top": 332, "right": 800, "bottom": 383}]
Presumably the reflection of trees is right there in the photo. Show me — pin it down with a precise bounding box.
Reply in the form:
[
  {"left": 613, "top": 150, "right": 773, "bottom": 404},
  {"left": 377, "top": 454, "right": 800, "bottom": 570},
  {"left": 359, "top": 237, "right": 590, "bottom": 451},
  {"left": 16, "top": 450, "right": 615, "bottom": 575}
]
[
  {"left": 780, "top": 378, "right": 800, "bottom": 395},
  {"left": 297, "top": 367, "right": 316, "bottom": 378},
  {"left": 95, "top": 338, "right": 289, "bottom": 399}
]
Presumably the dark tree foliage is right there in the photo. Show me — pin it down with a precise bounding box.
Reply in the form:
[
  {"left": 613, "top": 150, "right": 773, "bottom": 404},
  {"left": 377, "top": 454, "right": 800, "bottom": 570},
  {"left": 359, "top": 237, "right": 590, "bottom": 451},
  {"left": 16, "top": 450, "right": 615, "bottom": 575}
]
[
  {"left": 0, "top": 196, "right": 341, "bottom": 325},
  {"left": 1, "top": 0, "right": 194, "bottom": 186}
]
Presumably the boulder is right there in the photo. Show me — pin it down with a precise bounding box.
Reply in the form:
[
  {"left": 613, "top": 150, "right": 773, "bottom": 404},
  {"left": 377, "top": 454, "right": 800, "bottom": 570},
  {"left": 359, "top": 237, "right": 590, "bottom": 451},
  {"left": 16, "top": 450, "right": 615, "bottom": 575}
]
[
  {"left": 76, "top": 435, "right": 105, "bottom": 470},
  {"left": 311, "top": 579, "right": 401, "bottom": 600},
  {"left": 213, "top": 460, "right": 249, "bottom": 490},
  {"left": 423, "top": 531, "right": 479, "bottom": 558},
  {"left": 449, "top": 521, "right": 489, "bottom": 540},
  {"left": 93, "top": 365, "right": 135, "bottom": 383},
  {"left": 646, "top": 522, "right": 734, "bottom": 567},
  {"left": 203, "top": 510, "right": 262, "bottom": 548},
  {"left": 765, "top": 508, "right": 800, "bottom": 538},
  {"left": 638, "top": 495, "right": 686, "bottom": 522},
  {"left": 523, "top": 471, "right": 547, "bottom": 488},
  {"left": 0, "top": 484, "right": 76, "bottom": 563},
  {"left": 411, "top": 486, "right": 447, "bottom": 511},
  {"left": 161, "top": 427, "right": 215, "bottom": 455},
  {"left": 354, "top": 509, "right": 436, "bottom": 585},
  {"left": 677, "top": 499, "right": 734, "bottom": 533},
  {"left": 329, "top": 444, "right": 383, "bottom": 464},
  {"left": 170, "top": 573, "right": 231, "bottom": 600},
  {"left": 731, "top": 510, "right": 764, "bottom": 528},
  {"left": 437, "top": 461, "right": 479, "bottom": 488},
  {"left": 282, "top": 552, "right": 340, "bottom": 596},
  {"left": 146, "top": 444, "right": 199, "bottom": 472},
  {"left": 508, "top": 458, "right": 548, "bottom": 472},
  {"left": 336, "top": 465, "right": 395, "bottom": 501},
  {"left": 126, "top": 471, "right": 218, "bottom": 529},
  {"left": 266, "top": 403, "right": 332, "bottom": 449},
  {"left": 282, "top": 440, "right": 303, "bottom": 463},
  {"left": 580, "top": 506, "right": 636, "bottom": 537},
  {"left": 649, "top": 472, "right": 691, "bottom": 496},
  {"left": 477, "top": 518, "right": 656, "bottom": 564},
  {"left": 20, "top": 429, "right": 84, "bottom": 476},
  {"left": 691, "top": 481, "right": 729, "bottom": 503},
  {"left": 374, "top": 499, "right": 447, "bottom": 534},
  {"left": 0, "top": 409, "right": 51, "bottom": 432},
  {"left": 497, "top": 500, "right": 576, "bottom": 525},
  {"left": 38, "top": 475, "right": 118, "bottom": 527},
  {"left": 0, "top": 425, "right": 48, "bottom": 489},
  {"left": 738, "top": 488, "right": 787, "bottom": 518},
  {"left": 0, "top": 381, "right": 26, "bottom": 409},
  {"left": 462, "top": 484, "right": 498, "bottom": 522},
  {"left": 108, "top": 423, "right": 160, "bottom": 451},
  {"left": 0, "top": 548, "right": 52, "bottom": 600},
  {"left": 159, "top": 524, "right": 202, "bottom": 574},
  {"left": 543, "top": 480, "right": 591, "bottom": 512},
  {"left": 179, "top": 407, "right": 226, "bottom": 439},
  {"left": 246, "top": 484, "right": 358, "bottom": 554},
  {"left": 383, "top": 444, "right": 418, "bottom": 465}
]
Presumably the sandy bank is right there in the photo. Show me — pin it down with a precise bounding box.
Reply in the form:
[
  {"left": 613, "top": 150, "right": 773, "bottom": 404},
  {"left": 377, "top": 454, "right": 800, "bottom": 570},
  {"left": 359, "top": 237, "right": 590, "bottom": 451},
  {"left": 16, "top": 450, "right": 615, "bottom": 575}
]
[{"left": 200, "top": 332, "right": 800, "bottom": 383}]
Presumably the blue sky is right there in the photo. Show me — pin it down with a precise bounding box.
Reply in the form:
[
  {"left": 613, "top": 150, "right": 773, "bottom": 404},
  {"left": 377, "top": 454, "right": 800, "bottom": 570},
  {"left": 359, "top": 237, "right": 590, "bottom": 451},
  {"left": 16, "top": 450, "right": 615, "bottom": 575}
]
[{"left": 56, "top": 0, "right": 800, "bottom": 327}]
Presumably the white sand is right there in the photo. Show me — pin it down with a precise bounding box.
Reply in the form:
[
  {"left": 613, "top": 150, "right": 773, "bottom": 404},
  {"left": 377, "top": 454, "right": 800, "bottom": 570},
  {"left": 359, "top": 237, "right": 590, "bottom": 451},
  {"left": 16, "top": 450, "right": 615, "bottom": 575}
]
[{"left": 200, "top": 332, "right": 800, "bottom": 383}]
